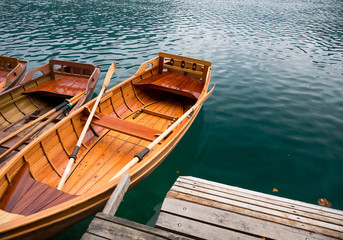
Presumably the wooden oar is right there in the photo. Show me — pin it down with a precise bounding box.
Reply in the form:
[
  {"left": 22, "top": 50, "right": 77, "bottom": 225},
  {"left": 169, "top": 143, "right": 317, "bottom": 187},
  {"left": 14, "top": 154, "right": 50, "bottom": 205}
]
[
  {"left": 109, "top": 85, "right": 215, "bottom": 182},
  {"left": 0, "top": 91, "right": 85, "bottom": 146},
  {"left": 57, "top": 61, "right": 117, "bottom": 190},
  {"left": 0, "top": 92, "right": 85, "bottom": 162}
]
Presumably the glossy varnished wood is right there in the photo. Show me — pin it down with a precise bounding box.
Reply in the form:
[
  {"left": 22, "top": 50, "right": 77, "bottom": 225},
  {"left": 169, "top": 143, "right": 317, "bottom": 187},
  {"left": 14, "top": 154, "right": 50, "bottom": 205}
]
[
  {"left": 0, "top": 53, "right": 211, "bottom": 239},
  {"left": 82, "top": 112, "right": 164, "bottom": 142},
  {"left": 23, "top": 75, "right": 90, "bottom": 98},
  {"left": 0, "top": 163, "right": 76, "bottom": 216},
  {"left": 0, "top": 60, "right": 100, "bottom": 165},
  {"left": 134, "top": 72, "right": 203, "bottom": 100}
]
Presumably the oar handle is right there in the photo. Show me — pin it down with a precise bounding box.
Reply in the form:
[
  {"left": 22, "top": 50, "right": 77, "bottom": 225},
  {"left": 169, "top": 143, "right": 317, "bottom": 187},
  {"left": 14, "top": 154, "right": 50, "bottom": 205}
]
[{"left": 109, "top": 85, "right": 215, "bottom": 182}]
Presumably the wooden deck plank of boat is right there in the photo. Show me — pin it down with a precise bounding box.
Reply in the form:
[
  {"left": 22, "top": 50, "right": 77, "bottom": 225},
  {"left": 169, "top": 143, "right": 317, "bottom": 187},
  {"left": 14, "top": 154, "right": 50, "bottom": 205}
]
[
  {"left": 68, "top": 141, "right": 141, "bottom": 194},
  {"left": 64, "top": 137, "right": 129, "bottom": 194},
  {"left": 155, "top": 176, "right": 343, "bottom": 240},
  {"left": 65, "top": 98, "right": 183, "bottom": 194},
  {"left": 75, "top": 144, "right": 143, "bottom": 195}
]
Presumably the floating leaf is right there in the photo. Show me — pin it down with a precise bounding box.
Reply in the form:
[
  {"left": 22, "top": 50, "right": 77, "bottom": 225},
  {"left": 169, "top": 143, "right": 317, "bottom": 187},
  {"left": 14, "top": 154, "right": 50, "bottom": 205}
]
[
  {"left": 318, "top": 198, "right": 332, "bottom": 208},
  {"left": 273, "top": 188, "right": 278, "bottom": 192}
]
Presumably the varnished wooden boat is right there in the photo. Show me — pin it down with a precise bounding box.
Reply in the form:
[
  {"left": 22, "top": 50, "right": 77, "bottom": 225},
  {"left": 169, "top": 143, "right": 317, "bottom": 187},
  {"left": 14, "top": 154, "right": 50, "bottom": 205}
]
[
  {"left": 0, "top": 60, "right": 100, "bottom": 165},
  {"left": 0, "top": 52, "right": 212, "bottom": 239},
  {"left": 0, "top": 56, "right": 27, "bottom": 93}
]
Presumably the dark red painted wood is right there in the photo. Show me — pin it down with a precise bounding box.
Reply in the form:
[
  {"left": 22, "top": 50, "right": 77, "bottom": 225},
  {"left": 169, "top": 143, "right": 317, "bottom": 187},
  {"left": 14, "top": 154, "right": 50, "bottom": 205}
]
[
  {"left": 0, "top": 162, "right": 77, "bottom": 216},
  {"left": 0, "top": 163, "right": 34, "bottom": 212}
]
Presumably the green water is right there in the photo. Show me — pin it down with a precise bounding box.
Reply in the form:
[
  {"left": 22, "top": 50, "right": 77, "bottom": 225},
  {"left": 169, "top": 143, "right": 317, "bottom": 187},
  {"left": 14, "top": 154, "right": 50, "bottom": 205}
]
[{"left": 1, "top": 0, "right": 343, "bottom": 238}]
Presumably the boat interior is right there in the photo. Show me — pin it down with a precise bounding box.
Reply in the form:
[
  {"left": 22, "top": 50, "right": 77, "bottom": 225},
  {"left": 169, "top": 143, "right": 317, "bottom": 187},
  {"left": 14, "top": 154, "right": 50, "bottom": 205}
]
[
  {"left": 0, "top": 53, "right": 211, "bottom": 220},
  {"left": 0, "top": 60, "right": 99, "bottom": 163}
]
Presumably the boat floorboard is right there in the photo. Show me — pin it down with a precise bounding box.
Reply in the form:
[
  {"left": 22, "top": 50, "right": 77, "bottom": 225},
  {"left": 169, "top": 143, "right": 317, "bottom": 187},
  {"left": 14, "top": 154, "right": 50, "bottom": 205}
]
[{"left": 63, "top": 97, "right": 184, "bottom": 195}]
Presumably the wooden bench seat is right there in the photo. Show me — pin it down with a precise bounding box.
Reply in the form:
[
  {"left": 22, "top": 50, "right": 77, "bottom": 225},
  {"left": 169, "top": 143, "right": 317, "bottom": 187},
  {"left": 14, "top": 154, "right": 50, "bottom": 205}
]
[
  {"left": 82, "top": 113, "right": 164, "bottom": 142},
  {"left": 0, "top": 163, "right": 77, "bottom": 216},
  {"left": 23, "top": 75, "right": 89, "bottom": 98},
  {"left": 133, "top": 72, "right": 203, "bottom": 100}
]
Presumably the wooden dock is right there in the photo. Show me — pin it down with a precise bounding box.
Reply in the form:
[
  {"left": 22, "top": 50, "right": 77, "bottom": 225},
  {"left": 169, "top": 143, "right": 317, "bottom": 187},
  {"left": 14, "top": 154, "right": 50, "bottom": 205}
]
[{"left": 82, "top": 176, "right": 343, "bottom": 240}]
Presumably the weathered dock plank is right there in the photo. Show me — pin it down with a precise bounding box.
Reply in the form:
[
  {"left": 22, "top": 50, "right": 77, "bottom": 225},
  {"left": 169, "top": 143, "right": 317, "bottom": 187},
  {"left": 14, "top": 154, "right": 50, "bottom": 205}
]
[
  {"left": 82, "top": 174, "right": 192, "bottom": 240},
  {"left": 83, "top": 213, "right": 191, "bottom": 240},
  {"left": 155, "top": 176, "right": 343, "bottom": 240}
]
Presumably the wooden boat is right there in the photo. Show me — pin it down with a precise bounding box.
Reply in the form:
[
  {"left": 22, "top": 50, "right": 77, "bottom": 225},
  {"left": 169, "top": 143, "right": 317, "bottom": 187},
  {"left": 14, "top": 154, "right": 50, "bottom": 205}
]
[
  {"left": 0, "top": 60, "right": 100, "bottom": 165},
  {"left": 0, "top": 56, "right": 27, "bottom": 92},
  {"left": 0, "top": 52, "right": 212, "bottom": 239}
]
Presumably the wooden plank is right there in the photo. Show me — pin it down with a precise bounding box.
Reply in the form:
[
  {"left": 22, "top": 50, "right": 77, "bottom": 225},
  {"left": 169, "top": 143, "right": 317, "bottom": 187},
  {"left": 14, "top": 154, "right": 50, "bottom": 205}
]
[
  {"left": 156, "top": 212, "right": 259, "bottom": 240},
  {"left": 82, "top": 113, "right": 163, "bottom": 142},
  {"left": 62, "top": 135, "right": 122, "bottom": 193},
  {"left": 88, "top": 145, "right": 144, "bottom": 189},
  {"left": 23, "top": 75, "right": 89, "bottom": 98},
  {"left": 133, "top": 72, "right": 203, "bottom": 100},
  {"left": 83, "top": 213, "right": 192, "bottom": 240},
  {"left": 181, "top": 176, "right": 343, "bottom": 218},
  {"left": 81, "top": 233, "right": 105, "bottom": 240},
  {"left": 102, "top": 173, "right": 130, "bottom": 216},
  {"left": 167, "top": 189, "right": 343, "bottom": 239},
  {"left": 19, "top": 187, "right": 64, "bottom": 215},
  {"left": 0, "top": 163, "right": 35, "bottom": 212},
  {"left": 10, "top": 181, "right": 50, "bottom": 215},
  {"left": 159, "top": 198, "right": 335, "bottom": 240},
  {"left": 87, "top": 216, "right": 169, "bottom": 240},
  {"left": 74, "top": 139, "right": 137, "bottom": 195},
  {"left": 174, "top": 179, "right": 343, "bottom": 226}
]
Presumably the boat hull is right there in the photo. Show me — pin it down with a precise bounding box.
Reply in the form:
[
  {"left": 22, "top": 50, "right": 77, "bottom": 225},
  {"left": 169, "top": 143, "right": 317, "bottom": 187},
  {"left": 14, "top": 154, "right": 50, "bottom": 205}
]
[{"left": 0, "top": 53, "right": 211, "bottom": 239}]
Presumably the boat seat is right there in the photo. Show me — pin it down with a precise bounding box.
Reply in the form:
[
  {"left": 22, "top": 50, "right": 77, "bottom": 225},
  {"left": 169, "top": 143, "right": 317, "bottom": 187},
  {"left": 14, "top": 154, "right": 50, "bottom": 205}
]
[
  {"left": 81, "top": 112, "right": 164, "bottom": 142},
  {"left": 133, "top": 72, "right": 203, "bottom": 100},
  {"left": 23, "top": 75, "right": 89, "bottom": 98},
  {"left": 0, "top": 163, "right": 77, "bottom": 216}
]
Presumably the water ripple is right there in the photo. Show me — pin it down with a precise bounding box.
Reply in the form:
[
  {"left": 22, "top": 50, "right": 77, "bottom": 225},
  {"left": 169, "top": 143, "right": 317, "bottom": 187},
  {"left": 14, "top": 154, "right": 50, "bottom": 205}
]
[{"left": 1, "top": 0, "right": 343, "bottom": 229}]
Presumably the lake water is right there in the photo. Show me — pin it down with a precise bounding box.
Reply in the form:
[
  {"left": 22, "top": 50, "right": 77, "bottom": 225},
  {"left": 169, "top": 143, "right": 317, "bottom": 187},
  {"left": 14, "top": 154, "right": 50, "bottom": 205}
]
[{"left": 1, "top": 0, "right": 343, "bottom": 238}]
